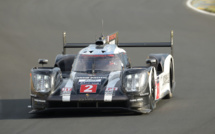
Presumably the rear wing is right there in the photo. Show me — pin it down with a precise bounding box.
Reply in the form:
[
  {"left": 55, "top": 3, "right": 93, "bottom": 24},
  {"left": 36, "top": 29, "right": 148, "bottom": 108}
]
[
  {"left": 118, "top": 31, "right": 174, "bottom": 56},
  {"left": 62, "top": 31, "right": 174, "bottom": 56}
]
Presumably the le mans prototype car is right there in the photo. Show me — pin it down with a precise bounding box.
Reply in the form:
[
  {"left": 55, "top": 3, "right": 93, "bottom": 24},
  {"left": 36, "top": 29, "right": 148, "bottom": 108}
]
[{"left": 28, "top": 31, "right": 176, "bottom": 114}]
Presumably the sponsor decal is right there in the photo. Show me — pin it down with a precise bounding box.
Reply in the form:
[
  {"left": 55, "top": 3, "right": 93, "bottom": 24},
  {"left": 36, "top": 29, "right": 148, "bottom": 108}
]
[
  {"left": 62, "top": 79, "right": 73, "bottom": 102},
  {"left": 81, "top": 55, "right": 114, "bottom": 57},
  {"left": 78, "top": 79, "right": 101, "bottom": 84},
  {"left": 75, "top": 77, "right": 107, "bottom": 79},
  {"left": 62, "top": 96, "right": 70, "bottom": 102},
  {"left": 61, "top": 87, "right": 72, "bottom": 95},
  {"left": 108, "top": 33, "right": 117, "bottom": 41},
  {"left": 104, "top": 87, "right": 118, "bottom": 102},
  {"left": 156, "top": 81, "right": 160, "bottom": 99},
  {"left": 162, "top": 74, "right": 170, "bottom": 86},
  {"left": 79, "top": 98, "right": 96, "bottom": 101},
  {"left": 106, "top": 87, "right": 118, "bottom": 91},
  {"left": 80, "top": 84, "right": 97, "bottom": 93}
]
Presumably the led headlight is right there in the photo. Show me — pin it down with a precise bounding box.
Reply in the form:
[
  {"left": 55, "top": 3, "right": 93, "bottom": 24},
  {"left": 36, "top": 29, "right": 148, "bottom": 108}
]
[
  {"left": 33, "top": 74, "right": 51, "bottom": 92},
  {"left": 124, "top": 72, "right": 148, "bottom": 92}
]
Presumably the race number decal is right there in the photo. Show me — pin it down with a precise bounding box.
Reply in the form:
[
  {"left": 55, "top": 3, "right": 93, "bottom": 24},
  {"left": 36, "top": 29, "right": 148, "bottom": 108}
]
[{"left": 80, "top": 85, "right": 97, "bottom": 93}]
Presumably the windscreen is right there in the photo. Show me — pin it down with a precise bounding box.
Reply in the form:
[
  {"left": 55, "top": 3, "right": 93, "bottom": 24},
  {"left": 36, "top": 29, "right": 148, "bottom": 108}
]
[{"left": 73, "top": 54, "right": 122, "bottom": 72}]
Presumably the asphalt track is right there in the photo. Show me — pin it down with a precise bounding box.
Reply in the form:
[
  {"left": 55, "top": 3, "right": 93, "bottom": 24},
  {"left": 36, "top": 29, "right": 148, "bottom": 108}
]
[{"left": 0, "top": 0, "right": 215, "bottom": 134}]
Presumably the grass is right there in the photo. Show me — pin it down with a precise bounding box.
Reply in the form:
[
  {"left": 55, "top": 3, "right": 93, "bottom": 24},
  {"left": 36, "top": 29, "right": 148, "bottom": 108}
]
[
  {"left": 191, "top": 0, "right": 215, "bottom": 13},
  {"left": 204, "top": 6, "right": 215, "bottom": 13}
]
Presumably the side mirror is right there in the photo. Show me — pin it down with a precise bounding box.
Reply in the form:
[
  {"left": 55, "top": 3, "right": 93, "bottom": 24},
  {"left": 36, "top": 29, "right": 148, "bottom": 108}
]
[
  {"left": 126, "top": 63, "right": 131, "bottom": 68},
  {"left": 38, "top": 59, "right": 48, "bottom": 66},
  {"left": 146, "top": 58, "right": 156, "bottom": 65}
]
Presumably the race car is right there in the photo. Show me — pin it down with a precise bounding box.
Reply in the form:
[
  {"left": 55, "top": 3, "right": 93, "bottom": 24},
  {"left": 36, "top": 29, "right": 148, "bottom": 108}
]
[{"left": 28, "top": 31, "right": 176, "bottom": 114}]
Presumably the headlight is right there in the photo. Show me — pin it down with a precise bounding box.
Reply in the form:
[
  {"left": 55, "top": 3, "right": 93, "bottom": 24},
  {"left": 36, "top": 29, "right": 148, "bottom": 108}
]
[
  {"left": 124, "top": 72, "right": 148, "bottom": 92},
  {"left": 33, "top": 74, "right": 51, "bottom": 92}
]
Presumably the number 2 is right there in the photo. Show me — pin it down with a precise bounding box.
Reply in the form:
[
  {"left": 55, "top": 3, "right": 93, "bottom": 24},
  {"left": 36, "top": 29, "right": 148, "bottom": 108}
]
[
  {"left": 80, "top": 84, "right": 97, "bottom": 93},
  {"left": 84, "top": 85, "right": 93, "bottom": 92}
]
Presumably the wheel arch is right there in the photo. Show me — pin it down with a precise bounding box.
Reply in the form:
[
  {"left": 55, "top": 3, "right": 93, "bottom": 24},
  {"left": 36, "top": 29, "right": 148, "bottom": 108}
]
[{"left": 54, "top": 54, "right": 76, "bottom": 72}]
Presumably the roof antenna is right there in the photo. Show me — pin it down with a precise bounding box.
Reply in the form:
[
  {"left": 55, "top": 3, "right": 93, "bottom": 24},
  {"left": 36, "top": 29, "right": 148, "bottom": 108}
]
[
  {"left": 100, "top": 19, "right": 104, "bottom": 40},
  {"left": 95, "top": 20, "right": 105, "bottom": 46}
]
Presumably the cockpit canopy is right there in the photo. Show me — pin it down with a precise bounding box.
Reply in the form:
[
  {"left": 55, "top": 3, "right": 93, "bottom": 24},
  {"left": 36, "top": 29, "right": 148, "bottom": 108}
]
[{"left": 73, "top": 54, "right": 122, "bottom": 72}]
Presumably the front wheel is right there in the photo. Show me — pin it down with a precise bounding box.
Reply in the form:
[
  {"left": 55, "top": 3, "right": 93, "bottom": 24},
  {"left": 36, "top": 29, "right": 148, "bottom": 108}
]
[
  {"left": 149, "top": 71, "right": 156, "bottom": 110},
  {"left": 164, "top": 62, "right": 173, "bottom": 99},
  {"left": 134, "top": 71, "right": 156, "bottom": 114}
]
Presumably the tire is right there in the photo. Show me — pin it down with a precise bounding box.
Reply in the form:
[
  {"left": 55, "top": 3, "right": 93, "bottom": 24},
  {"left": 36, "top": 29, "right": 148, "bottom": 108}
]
[
  {"left": 149, "top": 71, "right": 156, "bottom": 110},
  {"left": 164, "top": 62, "right": 173, "bottom": 99},
  {"left": 135, "top": 71, "right": 156, "bottom": 114}
]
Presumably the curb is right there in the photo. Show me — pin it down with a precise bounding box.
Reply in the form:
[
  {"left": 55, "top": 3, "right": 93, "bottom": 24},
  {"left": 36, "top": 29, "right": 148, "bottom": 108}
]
[{"left": 186, "top": 0, "right": 215, "bottom": 16}]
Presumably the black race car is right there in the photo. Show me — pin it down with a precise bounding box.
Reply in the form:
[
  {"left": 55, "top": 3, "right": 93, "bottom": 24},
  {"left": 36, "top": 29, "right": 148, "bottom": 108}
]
[{"left": 28, "top": 31, "right": 176, "bottom": 114}]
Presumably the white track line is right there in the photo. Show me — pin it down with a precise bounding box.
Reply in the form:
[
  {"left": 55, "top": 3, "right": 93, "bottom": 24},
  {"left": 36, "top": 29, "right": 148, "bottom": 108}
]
[{"left": 186, "top": 0, "right": 215, "bottom": 16}]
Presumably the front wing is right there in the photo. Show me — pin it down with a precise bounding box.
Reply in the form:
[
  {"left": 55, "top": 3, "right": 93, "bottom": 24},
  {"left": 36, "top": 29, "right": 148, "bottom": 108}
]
[{"left": 29, "top": 91, "right": 152, "bottom": 114}]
